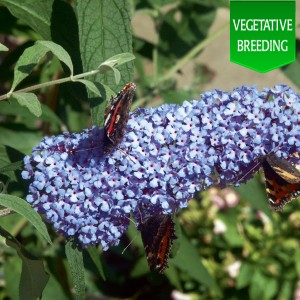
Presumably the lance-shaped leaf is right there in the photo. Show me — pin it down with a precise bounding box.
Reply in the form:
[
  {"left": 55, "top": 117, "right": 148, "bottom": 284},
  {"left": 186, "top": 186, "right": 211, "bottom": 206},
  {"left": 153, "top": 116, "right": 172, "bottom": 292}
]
[
  {"left": 0, "top": 226, "right": 49, "bottom": 300},
  {"left": 98, "top": 53, "right": 136, "bottom": 71},
  {"left": 0, "top": 194, "right": 52, "bottom": 244},
  {"left": 10, "top": 41, "right": 73, "bottom": 92},
  {"left": 86, "top": 246, "right": 105, "bottom": 280},
  {"left": 12, "top": 92, "right": 42, "bottom": 117},
  {"left": 65, "top": 240, "right": 85, "bottom": 300}
]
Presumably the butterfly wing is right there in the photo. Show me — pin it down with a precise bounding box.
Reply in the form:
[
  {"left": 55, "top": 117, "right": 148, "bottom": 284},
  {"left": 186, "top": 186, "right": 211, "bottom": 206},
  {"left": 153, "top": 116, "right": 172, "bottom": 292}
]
[
  {"left": 263, "top": 153, "right": 300, "bottom": 211},
  {"left": 138, "top": 215, "right": 176, "bottom": 273},
  {"left": 266, "top": 153, "right": 300, "bottom": 183},
  {"left": 103, "top": 82, "right": 136, "bottom": 152}
]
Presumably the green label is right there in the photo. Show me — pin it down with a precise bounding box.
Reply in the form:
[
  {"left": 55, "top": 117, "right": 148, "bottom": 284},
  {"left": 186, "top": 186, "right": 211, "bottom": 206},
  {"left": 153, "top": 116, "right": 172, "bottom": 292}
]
[{"left": 230, "top": 0, "right": 295, "bottom": 73}]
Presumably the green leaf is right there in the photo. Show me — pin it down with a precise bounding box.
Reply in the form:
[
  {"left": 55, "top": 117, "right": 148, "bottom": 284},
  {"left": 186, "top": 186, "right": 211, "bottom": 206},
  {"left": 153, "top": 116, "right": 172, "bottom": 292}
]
[
  {"left": 10, "top": 43, "right": 49, "bottom": 91},
  {"left": 37, "top": 40, "right": 74, "bottom": 76},
  {"left": 0, "top": 145, "right": 24, "bottom": 165},
  {"left": 295, "top": 249, "right": 300, "bottom": 277},
  {"left": 0, "top": 100, "right": 62, "bottom": 127},
  {"left": 249, "top": 269, "right": 278, "bottom": 300},
  {"left": 164, "top": 262, "right": 182, "bottom": 290},
  {"left": 0, "top": 160, "right": 23, "bottom": 181},
  {"left": 98, "top": 53, "right": 135, "bottom": 83},
  {"left": 157, "top": 3, "right": 215, "bottom": 72},
  {"left": 89, "top": 84, "right": 115, "bottom": 128},
  {"left": 219, "top": 210, "right": 244, "bottom": 247},
  {"left": 278, "top": 280, "right": 293, "bottom": 300},
  {"left": 39, "top": 104, "right": 63, "bottom": 128},
  {"left": 12, "top": 92, "right": 42, "bottom": 117},
  {"left": 0, "top": 126, "right": 42, "bottom": 154},
  {"left": 0, "top": 0, "right": 53, "bottom": 39},
  {"left": 172, "top": 231, "right": 221, "bottom": 296},
  {"left": 65, "top": 240, "right": 85, "bottom": 300},
  {"left": 236, "top": 262, "right": 254, "bottom": 289},
  {"left": 0, "top": 194, "right": 52, "bottom": 244},
  {"left": 99, "top": 53, "right": 136, "bottom": 70},
  {"left": 10, "top": 41, "right": 73, "bottom": 92},
  {"left": 76, "top": 0, "right": 134, "bottom": 126},
  {"left": 3, "top": 256, "right": 21, "bottom": 300},
  {"left": 233, "top": 176, "right": 273, "bottom": 220},
  {"left": 0, "top": 43, "right": 8, "bottom": 51},
  {"left": 131, "top": 256, "right": 150, "bottom": 277},
  {"left": 112, "top": 67, "right": 121, "bottom": 85},
  {"left": 41, "top": 273, "right": 70, "bottom": 300},
  {"left": 86, "top": 247, "right": 106, "bottom": 280},
  {"left": 0, "top": 226, "right": 49, "bottom": 300},
  {"left": 76, "top": 80, "right": 102, "bottom": 96}
]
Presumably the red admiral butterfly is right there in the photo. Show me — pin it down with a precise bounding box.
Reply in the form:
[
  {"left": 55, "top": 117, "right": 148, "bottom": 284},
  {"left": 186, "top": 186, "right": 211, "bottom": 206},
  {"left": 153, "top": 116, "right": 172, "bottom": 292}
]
[
  {"left": 262, "top": 152, "right": 300, "bottom": 211},
  {"left": 103, "top": 82, "right": 136, "bottom": 153},
  {"left": 138, "top": 214, "right": 177, "bottom": 273}
]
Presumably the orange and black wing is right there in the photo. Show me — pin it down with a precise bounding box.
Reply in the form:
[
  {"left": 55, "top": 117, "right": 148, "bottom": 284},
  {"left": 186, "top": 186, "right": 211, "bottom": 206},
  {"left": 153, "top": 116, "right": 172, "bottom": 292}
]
[
  {"left": 263, "top": 153, "right": 300, "bottom": 211},
  {"left": 138, "top": 214, "right": 177, "bottom": 273}
]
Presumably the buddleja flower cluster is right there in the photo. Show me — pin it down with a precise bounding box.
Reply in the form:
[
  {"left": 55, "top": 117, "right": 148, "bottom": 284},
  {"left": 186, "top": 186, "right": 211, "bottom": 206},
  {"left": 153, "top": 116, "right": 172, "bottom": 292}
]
[{"left": 22, "top": 84, "right": 300, "bottom": 250}]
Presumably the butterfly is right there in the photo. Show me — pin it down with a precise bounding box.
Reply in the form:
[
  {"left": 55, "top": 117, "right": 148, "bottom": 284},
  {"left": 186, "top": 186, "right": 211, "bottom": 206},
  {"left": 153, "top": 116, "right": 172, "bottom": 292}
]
[
  {"left": 262, "top": 152, "right": 300, "bottom": 211},
  {"left": 103, "top": 82, "right": 136, "bottom": 153},
  {"left": 138, "top": 214, "right": 177, "bottom": 273}
]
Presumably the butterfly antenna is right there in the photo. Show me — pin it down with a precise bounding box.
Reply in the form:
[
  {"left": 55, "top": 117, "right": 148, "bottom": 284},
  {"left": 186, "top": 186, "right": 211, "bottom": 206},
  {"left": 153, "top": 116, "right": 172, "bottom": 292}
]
[
  {"left": 121, "top": 214, "right": 138, "bottom": 254},
  {"left": 235, "top": 142, "right": 283, "bottom": 184},
  {"left": 71, "top": 146, "right": 98, "bottom": 153},
  {"left": 137, "top": 206, "right": 144, "bottom": 224},
  {"left": 270, "top": 142, "right": 283, "bottom": 155},
  {"left": 121, "top": 235, "right": 137, "bottom": 254},
  {"left": 123, "top": 214, "right": 137, "bottom": 226},
  {"left": 235, "top": 159, "right": 262, "bottom": 184},
  {"left": 115, "top": 145, "right": 137, "bottom": 164}
]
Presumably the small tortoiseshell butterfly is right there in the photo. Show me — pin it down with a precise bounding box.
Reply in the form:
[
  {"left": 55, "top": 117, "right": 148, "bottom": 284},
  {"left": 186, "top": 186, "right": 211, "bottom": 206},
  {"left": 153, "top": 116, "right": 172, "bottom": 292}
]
[
  {"left": 103, "top": 82, "right": 136, "bottom": 153},
  {"left": 262, "top": 152, "right": 300, "bottom": 211},
  {"left": 138, "top": 214, "right": 177, "bottom": 273}
]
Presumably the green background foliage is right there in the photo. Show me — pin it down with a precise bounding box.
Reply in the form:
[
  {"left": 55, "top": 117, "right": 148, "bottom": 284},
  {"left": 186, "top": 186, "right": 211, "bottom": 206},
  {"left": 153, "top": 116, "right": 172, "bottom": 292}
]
[{"left": 0, "top": 0, "right": 299, "bottom": 299}]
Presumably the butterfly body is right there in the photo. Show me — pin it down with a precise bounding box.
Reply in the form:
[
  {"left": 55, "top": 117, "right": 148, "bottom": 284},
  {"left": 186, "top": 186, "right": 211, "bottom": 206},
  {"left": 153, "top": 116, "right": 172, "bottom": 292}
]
[{"left": 138, "top": 214, "right": 177, "bottom": 273}]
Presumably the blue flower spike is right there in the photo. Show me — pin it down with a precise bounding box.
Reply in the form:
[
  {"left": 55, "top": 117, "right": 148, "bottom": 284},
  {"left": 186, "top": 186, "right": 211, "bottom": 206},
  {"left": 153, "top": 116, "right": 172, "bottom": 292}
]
[{"left": 22, "top": 85, "right": 300, "bottom": 249}]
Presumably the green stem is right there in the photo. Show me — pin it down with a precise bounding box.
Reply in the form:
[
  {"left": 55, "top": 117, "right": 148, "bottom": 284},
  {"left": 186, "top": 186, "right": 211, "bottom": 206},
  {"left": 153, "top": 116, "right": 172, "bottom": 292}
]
[
  {"left": 157, "top": 23, "right": 229, "bottom": 84},
  {"left": 0, "top": 69, "right": 101, "bottom": 102}
]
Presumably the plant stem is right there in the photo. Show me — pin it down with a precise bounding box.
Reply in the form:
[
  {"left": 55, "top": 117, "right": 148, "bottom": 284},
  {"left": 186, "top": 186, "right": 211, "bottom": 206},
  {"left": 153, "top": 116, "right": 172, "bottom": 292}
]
[{"left": 0, "top": 69, "right": 101, "bottom": 102}]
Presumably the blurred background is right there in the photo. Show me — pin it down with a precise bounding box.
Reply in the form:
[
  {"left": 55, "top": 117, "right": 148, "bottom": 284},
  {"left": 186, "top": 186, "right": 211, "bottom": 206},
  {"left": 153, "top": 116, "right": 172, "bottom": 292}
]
[{"left": 0, "top": 1, "right": 300, "bottom": 299}]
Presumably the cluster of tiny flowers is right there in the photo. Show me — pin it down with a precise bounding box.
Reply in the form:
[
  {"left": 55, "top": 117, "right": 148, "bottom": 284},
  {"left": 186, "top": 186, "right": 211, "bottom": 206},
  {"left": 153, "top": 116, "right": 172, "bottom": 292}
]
[{"left": 22, "top": 84, "right": 300, "bottom": 249}]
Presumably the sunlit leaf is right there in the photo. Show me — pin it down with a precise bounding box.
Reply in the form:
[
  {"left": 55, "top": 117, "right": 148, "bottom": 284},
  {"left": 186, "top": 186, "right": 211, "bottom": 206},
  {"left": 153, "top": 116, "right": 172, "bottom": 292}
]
[
  {"left": 76, "top": 0, "right": 134, "bottom": 126},
  {"left": 0, "top": 0, "right": 53, "bottom": 39},
  {"left": 12, "top": 92, "right": 42, "bottom": 117},
  {"left": 0, "top": 43, "right": 8, "bottom": 51},
  {"left": 98, "top": 53, "right": 136, "bottom": 70},
  {"left": 37, "top": 40, "right": 74, "bottom": 76},
  {"left": 10, "top": 43, "right": 49, "bottom": 91},
  {"left": 65, "top": 240, "right": 85, "bottom": 300},
  {"left": 0, "top": 194, "right": 52, "bottom": 244},
  {"left": 76, "top": 80, "right": 102, "bottom": 96}
]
